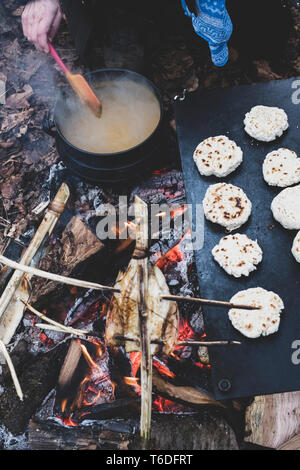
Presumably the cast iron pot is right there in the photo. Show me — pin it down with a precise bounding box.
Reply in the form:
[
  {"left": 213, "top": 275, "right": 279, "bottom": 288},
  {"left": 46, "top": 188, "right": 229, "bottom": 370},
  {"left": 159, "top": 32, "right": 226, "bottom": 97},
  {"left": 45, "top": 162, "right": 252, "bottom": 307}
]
[{"left": 43, "top": 68, "right": 164, "bottom": 183}]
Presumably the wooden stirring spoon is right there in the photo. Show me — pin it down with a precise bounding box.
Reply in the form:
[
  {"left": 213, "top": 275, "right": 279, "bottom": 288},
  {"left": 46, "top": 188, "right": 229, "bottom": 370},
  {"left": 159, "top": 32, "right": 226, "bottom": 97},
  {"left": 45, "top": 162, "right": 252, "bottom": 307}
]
[{"left": 48, "top": 41, "right": 102, "bottom": 118}]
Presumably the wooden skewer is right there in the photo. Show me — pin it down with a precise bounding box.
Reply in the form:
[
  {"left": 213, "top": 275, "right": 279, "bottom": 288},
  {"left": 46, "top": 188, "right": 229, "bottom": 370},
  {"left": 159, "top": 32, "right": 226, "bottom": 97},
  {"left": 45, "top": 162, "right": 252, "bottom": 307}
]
[
  {"left": 114, "top": 335, "right": 241, "bottom": 347},
  {"left": 0, "top": 339, "right": 23, "bottom": 401},
  {"left": 161, "top": 294, "right": 260, "bottom": 310},
  {"left": 0, "top": 255, "right": 120, "bottom": 293},
  {"left": 35, "top": 323, "right": 88, "bottom": 337},
  {"left": 177, "top": 340, "right": 241, "bottom": 346},
  {"left": 21, "top": 300, "right": 92, "bottom": 337},
  {"left": 134, "top": 196, "right": 152, "bottom": 450}
]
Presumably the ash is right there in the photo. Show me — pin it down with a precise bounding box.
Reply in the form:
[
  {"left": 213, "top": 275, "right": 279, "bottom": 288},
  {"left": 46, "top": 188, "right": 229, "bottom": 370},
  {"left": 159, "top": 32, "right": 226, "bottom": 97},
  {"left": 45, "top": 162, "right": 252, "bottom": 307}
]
[{"left": 0, "top": 425, "right": 28, "bottom": 450}]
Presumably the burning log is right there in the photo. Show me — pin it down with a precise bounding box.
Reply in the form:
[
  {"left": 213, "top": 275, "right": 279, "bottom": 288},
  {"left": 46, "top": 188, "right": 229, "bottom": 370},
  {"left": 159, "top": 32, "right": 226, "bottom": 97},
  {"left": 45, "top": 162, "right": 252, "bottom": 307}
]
[
  {"left": 135, "top": 196, "right": 151, "bottom": 449},
  {"left": 0, "top": 183, "right": 70, "bottom": 351},
  {"left": 28, "top": 412, "right": 239, "bottom": 450}
]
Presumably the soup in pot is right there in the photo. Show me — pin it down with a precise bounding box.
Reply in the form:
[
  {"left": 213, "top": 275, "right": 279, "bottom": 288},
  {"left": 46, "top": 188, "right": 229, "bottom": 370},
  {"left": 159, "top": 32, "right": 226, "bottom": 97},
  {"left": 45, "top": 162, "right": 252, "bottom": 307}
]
[{"left": 56, "top": 77, "right": 161, "bottom": 154}]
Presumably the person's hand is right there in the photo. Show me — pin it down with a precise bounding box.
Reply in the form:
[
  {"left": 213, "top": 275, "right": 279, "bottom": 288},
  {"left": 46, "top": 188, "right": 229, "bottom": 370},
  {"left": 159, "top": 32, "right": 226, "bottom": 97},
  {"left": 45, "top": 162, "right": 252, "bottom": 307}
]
[{"left": 22, "top": 0, "right": 62, "bottom": 53}]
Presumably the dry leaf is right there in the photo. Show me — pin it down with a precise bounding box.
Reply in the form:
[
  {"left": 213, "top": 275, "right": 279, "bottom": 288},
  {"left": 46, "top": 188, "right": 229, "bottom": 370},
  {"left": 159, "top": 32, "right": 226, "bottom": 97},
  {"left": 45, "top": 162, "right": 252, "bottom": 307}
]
[
  {"left": 5, "top": 84, "right": 33, "bottom": 109},
  {"left": 0, "top": 109, "right": 33, "bottom": 133}
]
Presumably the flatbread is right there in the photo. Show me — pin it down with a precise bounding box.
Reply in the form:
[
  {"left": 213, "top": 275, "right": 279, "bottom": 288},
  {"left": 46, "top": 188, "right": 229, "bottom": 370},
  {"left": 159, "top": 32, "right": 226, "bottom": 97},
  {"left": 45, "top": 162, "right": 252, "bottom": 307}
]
[
  {"left": 271, "top": 184, "right": 300, "bottom": 229},
  {"left": 212, "top": 233, "right": 262, "bottom": 277},
  {"left": 203, "top": 183, "right": 252, "bottom": 231},
  {"left": 263, "top": 148, "right": 300, "bottom": 187},
  {"left": 244, "top": 105, "right": 289, "bottom": 142},
  {"left": 292, "top": 231, "right": 300, "bottom": 263},
  {"left": 193, "top": 135, "right": 243, "bottom": 177},
  {"left": 228, "top": 287, "right": 284, "bottom": 339}
]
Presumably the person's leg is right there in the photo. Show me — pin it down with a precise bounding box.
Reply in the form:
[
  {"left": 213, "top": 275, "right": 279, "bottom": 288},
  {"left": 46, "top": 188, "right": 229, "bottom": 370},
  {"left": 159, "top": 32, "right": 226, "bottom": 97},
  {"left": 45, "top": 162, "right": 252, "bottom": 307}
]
[{"left": 60, "top": 0, "right": 96, "bottom": 64}]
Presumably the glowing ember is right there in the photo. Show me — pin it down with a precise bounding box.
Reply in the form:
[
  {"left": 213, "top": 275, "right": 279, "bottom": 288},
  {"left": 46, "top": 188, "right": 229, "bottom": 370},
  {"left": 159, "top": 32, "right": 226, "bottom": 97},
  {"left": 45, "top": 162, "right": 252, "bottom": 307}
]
[
  {"left": 171, "top": 206, "right": 187, "bottom": 218},
  {"left": 156, "top": 242, "right": 184, "bottom": 270},
  {"left": 176, "top": 318, "right": 197, "bottom": 345},
  {"left": 57, "top": 415, "right": 79, "bottom": 427}
]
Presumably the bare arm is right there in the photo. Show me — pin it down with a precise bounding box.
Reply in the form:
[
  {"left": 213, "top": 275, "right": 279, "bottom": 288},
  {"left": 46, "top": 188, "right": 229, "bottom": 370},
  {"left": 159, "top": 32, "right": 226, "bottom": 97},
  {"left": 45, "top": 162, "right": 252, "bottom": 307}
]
[{"left": 22, "top": 0, "right": 62, "bottom": 53}]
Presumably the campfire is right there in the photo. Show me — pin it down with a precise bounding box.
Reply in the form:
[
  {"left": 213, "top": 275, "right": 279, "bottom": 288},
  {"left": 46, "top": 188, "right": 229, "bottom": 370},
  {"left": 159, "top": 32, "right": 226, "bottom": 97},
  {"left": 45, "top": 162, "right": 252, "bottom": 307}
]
[{"left": 0, "top": 175, "right": 228, "bottom": 449}]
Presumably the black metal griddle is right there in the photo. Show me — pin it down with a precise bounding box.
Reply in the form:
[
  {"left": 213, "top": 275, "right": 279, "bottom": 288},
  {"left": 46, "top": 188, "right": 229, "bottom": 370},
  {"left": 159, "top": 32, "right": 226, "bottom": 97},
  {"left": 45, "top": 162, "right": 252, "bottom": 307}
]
[{"left": 175, "top": 78, "right": 300, "bottom": 400}]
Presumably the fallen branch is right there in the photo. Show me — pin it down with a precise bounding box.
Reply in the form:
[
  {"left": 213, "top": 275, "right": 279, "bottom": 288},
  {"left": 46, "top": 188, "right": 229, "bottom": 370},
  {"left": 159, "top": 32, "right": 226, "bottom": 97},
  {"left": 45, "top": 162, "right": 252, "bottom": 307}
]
[
  {"left": 0, "top": 339, "right": 23, "bottom": 401},
  {"left": 0, "top": 184, "right": 70, "bottom": 349},
  {"left": 22, "top": 300, "right": 92, "bottom": 337},
  {"left": 0, "top": 255, "right": 120, "bottom": 293}
]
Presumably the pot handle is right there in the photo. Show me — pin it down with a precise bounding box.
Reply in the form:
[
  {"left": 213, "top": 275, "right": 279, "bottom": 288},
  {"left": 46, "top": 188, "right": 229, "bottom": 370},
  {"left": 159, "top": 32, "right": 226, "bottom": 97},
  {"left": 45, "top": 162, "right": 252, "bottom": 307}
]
[{"left": 43, "top": 112, "right": 57, "bottom": 138}]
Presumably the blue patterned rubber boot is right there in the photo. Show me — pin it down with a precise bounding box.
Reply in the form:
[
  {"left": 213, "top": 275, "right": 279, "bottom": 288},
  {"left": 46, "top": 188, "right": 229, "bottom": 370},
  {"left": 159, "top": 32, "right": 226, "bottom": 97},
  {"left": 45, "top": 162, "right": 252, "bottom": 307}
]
[{"left": 181, "top": 0, "right": 233, "bottom": 67}]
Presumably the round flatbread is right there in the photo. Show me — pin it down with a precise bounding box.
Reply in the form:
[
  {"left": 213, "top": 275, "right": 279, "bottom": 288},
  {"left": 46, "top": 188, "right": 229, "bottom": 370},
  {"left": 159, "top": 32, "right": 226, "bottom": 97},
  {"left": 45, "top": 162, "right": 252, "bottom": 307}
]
[
  {"left": 228, "top": 287, "right": 284, "bottom": 339},
  {"left": 292, "top": 231, "right": 300, "bottom": 263},
  {"left": 193, "top": 135, "right": 243, "bottom": 177},
  {"left": 212, "top": 233, "right": 262, "bottom": 278},
  {"left": 203, "top": 183, "right": 252, "bottom": 231},
  {"left": 244, "top": 105, "right": 289, "bottom": 142},
  {"left": 271, "top": 185, "right": 300, "bottom": 229},
  {"left": 263, "top": 148, "right": 300, "bottom": 187}
]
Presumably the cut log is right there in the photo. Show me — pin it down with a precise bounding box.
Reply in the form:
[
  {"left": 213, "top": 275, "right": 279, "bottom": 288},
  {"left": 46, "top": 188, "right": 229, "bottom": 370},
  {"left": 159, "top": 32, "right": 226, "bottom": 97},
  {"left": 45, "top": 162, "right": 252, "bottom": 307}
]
[{"left": 245, "top": 392, "right": 300, "bottom": 448}]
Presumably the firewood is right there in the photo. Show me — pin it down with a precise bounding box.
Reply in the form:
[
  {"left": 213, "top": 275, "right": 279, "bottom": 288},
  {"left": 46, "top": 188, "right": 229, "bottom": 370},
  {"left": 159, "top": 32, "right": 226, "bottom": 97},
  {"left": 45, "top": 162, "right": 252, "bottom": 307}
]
[
  {"left": 114, "top": 335, "right": 241, "bottom": 347},
  {"left": 28, "top": 412, "right": 239, "bottom": 450},
  {"left": 152, "top": 368, "right": 225, "bottom": 409},
  {"left": 22, "top": 300, "right": 92, "bottom": 337},
  {"left": 245, "top": 392, "right": 300, "bottom": 448},
  {"left": 0, "top": 339, "right": 23, "bottom": 401},
  {"left": 57, "top": 339, "right": 82, "bottom": 392},
  {"left": 0, "top": 255, "right": 120, "bottom": 293},
  {"left": 0, "top": 183, "right": 70, "bottom": 350},
  {"left": 35, "top": 323, "right": 89, "bottom": 337}
]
